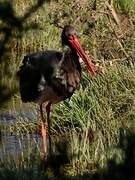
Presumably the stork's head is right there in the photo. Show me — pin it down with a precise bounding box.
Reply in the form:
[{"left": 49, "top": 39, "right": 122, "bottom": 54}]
[
  {"left": 61, "top": 25, "right": 96, "bottom": 76},
  {"left": 61, "top": 25, "right": 76, "bottom": 46}
]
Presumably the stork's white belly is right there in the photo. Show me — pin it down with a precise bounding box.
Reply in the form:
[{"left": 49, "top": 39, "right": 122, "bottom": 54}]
[
  {"left": 35, "top": 75, "right": 64, "bottom": 104},
  {"left": 33, "top": 75, "right": 63, "bottom": 104}
]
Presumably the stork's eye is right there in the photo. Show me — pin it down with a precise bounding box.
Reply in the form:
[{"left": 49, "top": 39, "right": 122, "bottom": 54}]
[{"left": 67, "top": 33, "right": 74, "bottom": 40}]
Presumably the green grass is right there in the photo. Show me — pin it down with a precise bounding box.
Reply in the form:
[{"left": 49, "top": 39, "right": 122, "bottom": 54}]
[
  {"left": 114, "top": 0, "right": 135, "bottom": 14},
  {"left": 0, "top": 0, "right": 135, "bottom": 179},
  {"left": 1, "top": 61, "right": 135, "bottom": 177}
]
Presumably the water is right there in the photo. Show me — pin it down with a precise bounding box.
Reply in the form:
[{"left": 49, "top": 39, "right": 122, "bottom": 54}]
[{"left": 0, "top": 109, "right": 41, "bottom": 160}]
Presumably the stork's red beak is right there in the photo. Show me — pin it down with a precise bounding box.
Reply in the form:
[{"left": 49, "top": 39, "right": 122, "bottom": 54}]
[{"left": 69, "top": 37, "right": 96, "bottom": 76}]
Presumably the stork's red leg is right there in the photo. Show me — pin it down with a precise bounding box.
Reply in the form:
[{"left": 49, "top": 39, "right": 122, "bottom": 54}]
[
  {"left": 40, "top": 103, "right": 46, "bottom": 153},
  {"left": 46, "top": 102, "right": 52, "bottom": 152}
]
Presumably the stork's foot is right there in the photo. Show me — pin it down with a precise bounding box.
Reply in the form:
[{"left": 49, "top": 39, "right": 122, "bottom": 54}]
[
  {"left": 39, "top": 103, "right": 52, "bottom": 156},
  {"left": 46, "top": 102, "right": 52, "bottom": 153},
  {"left": 41, "top": 120, "right": 47, "bottom": 154}
]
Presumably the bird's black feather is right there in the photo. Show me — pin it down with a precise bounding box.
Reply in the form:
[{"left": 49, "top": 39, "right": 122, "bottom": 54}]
[
  {"left": 17, "top": 49, "right": 81, "bottom": 103},
  {"left": 17, "top": 55, "right": 41, "bottom": 102}
]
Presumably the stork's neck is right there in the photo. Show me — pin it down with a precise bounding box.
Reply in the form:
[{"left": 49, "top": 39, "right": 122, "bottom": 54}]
[
  {"left": 67, "top": 46, "right": 81, "bottom": 74},
  {"left": 68, "top": 45, "right": 79, "bottom": 59}
]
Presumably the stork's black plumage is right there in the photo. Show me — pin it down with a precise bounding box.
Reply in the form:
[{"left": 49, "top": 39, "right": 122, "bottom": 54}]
[
  {"left": 18, "top": 49, "right": 81, "bottom": 104},
  {"left": 17, "top": 25, "right": 96, "bottom": 154}
]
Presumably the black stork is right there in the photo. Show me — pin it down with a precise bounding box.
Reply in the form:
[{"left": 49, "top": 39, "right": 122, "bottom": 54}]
[{"left": 17, "top": 25, "right": 96, "bottom": 154}]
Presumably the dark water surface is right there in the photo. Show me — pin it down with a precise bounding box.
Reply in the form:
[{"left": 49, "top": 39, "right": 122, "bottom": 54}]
[{"left": 0, "top": 109, "right": 41, "bottom": 160}]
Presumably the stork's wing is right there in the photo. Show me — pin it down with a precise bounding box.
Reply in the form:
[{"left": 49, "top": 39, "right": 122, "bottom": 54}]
[
  {"left": 17, "top": 50, "right": 63, "bottom": 102},
  {"left": 17, "top": 50, "right": 81, "bottom": 102}
]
